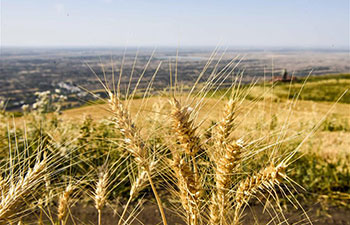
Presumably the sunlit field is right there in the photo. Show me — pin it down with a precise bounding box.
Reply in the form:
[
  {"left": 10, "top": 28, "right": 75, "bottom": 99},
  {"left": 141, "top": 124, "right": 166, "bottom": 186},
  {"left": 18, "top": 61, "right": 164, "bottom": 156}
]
[{"left": 1, "top": 57, "right": 349, "bottom": 224}]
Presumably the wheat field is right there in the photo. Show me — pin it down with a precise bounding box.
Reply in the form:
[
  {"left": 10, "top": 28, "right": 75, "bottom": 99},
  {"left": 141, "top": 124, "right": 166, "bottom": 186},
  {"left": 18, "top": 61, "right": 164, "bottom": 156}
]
[{"left": 0, "top": 56, "right": 349, "bottom": 225}]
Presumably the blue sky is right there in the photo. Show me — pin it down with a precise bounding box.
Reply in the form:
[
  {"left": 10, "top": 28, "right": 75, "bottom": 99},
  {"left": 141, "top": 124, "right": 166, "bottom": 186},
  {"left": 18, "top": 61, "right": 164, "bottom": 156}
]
[{"left": 1, "top": 0, "right": 349, "bottom": 48}]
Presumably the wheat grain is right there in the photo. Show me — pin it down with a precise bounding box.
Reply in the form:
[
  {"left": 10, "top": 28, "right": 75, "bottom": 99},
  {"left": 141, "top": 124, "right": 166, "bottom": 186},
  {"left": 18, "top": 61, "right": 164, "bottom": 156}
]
[
  {"left": 216, "top": 142, "right": 241, "bottom": 195},
  {"left": 216, "top": 98, "right": 237, "bottom": 143},
  {"left": 58, "top": 184, "right": 74, "bottom": 225},
  {"left": 171, "top": 98, "right": 201, "bottom": 156},
  {"left": 172, "top": 157, "right": 202, "bottom": 225},
  {"left": 94, "top": 169, "right": 109, "bottom": 225},
  {"left": 210, "top": 142, "right": 242, "bottom": 224},
  {"left": 95, "top": 171, "right": 108, "bottom": 211},
  {"left": 170, "top": 97, "right": 205, "bottom": 225},
  {"left": 209, "top": 193, "right": 220, "bottom": 224}
]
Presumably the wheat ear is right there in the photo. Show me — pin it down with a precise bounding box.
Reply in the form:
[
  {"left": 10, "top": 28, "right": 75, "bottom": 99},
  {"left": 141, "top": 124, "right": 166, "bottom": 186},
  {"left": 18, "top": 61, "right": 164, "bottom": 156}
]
[
  {"left": 108, "top": 91, "right": 147, "bottom": 165},
  {"left": 172, "top": 157, "right": 202, "bottom": 225},
  {"left": 217, "top": 98, "right": 236, "bottom": 143},
  {"left": 209, "top": 98, "right": 240, "bottom": 225},
  {"left": 171, "top": 98, "right": 201, "bottom": 156},
  {"left": 170, "top": 98, "right": 202, "bottom": 225},
  {"left": 57, "top": 184, "right": 74, "bottom": 225},
  {"left": 108, "top": 91, "right": 168, "bottom": 225},
  {"left": 234, "top": 163, "right": 286, "bottom": 224},
  {"left": 94, "top": 170, "right": 108, "bottom": 225},
  {"left": 210, "top": 142, "right": 242, "bottom": 224},
  {"left": 0, "top": 153, "right": 47, "bottom": 223}
]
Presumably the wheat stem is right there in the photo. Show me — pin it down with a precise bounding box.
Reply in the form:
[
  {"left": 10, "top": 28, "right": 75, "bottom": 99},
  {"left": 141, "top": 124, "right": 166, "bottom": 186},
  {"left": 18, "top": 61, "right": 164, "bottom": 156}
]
[
  {"left": 98, "top": 209, "right": 102, "bottom": 225},
  {"left": 117, "top": 195, "right": 133, "bottom": 225},
  {"left": 147, "top": 172, "right": 168, "bottom": 225}
]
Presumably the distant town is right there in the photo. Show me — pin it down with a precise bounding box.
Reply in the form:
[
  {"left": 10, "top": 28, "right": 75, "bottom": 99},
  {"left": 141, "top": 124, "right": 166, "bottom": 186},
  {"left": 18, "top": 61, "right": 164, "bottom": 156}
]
[{"left": 1, "top": 47, "right": 349, "bottom": 110}]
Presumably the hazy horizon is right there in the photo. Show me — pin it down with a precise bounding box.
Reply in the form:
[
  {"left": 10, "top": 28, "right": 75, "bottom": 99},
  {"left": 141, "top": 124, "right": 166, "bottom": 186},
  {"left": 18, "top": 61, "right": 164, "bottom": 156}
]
[{"left": 2, "top": 45, "right": 349, "bottom": 51}]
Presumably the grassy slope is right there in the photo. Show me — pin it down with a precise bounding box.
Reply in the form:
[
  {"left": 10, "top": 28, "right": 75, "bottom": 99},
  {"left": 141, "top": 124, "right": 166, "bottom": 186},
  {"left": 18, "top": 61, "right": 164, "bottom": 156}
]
[
  {"left": 60, "top": 88, "right": 350, "bottom": 163},
  {"left": 62, "top": 96, "right": 350, "bottom": 121},
  {"left": 250, "top": 73, "right": 350, "bottom": 103}
]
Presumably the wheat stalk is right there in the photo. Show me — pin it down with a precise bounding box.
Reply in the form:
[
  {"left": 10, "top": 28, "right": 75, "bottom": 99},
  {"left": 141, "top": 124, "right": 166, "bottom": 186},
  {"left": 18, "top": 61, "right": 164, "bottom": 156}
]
[
  {"left": 44, "top": 168, "right": 52, "bottom": 207},
  {"left": 94, "top": 170, "right": 109, "bottom": 225},
  {"left": 118, "top": 160, "right": 156, "bottom": 225},
  {"left": 130, "top": 160, "right": 156, "bottom": 198},
  {"left": 215, "top": 142, "right": 241, "bottom": 194},
  {"left": 108, "top": 91, "right": 168, "bottom": 225},
  {"left": 38, "top": 198, "right": 44, "bottom": 225},
  {"left": 0, "top": 176, "right": 6, "bottom": 199},
  {"left": 95, "top": 172, "right": 108, "bottom": 211}
]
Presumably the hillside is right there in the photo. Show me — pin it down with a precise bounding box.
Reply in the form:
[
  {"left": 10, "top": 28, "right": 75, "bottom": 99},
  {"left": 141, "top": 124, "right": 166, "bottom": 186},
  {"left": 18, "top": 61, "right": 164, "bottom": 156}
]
[{"left": 250, "top": 73, "right": 350, "bottom": 103}]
